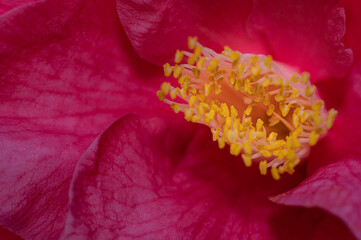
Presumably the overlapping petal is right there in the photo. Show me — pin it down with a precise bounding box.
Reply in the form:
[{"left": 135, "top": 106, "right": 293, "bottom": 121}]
[
  {"left": 116, "top": 0, "right": 265, "bottom": 65},
  {"left": 0, "top": 0, "right": 359, "bottom": 239},
  {"left": 248, "top": 0, "right": 352, "bottom": 80},
  {"left": 340, "top": 0, "right": 361, "bottom": 62},
  {"left": 306, "top": 61, "right": 361, "bottom": 172},
  {"left": 117, "top": 0, "right": 352, "bottom": 81},
  {"left": 0, "top": 0, "right": 38, "bottom": 15},
  {"left": 274, "top": 61, "right": 361, "bottom": 240},
  {"left": 0, "top": 0, "right": 164, "bottom": 239},
  {"left": 272, "top": 159, "right": 361, "bottom": 240},
  {"left": 61, "top": 115, "right": 354, "bottom": 240},
  {"left": 0, "top": 227, "right": 22, "bottom": 240}
]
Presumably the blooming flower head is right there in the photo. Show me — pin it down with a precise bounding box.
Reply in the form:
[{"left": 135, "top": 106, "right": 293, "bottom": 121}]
[
  {"left": 158, "top": 37, "right": 337, "bottom": 180},
  {"left": 1, "top": 0, "right": 361, "bottom": 240}
]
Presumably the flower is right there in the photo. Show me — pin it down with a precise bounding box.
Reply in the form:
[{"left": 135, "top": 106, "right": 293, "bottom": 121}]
[
  {"left": 157, "top": 38, "right": 338, "bottom": 179},
  {"left": 0, "top": 0, "right": 360, "bottom": 239}
]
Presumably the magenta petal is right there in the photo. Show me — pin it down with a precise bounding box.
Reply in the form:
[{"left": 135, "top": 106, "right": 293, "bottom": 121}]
[
  {"left": 248, "top": 0, "right": 353, "bottom": 80},
  {"left": 0, "top": 227, "right": 22, "bottom": 240},
  {"left": 344, "top": 61, "right": 361, "bottom": 120},
  {"left": 0, "top": 0, "right": 164, "bottom": 239},
  {"left": 62, "top": 115, "right": 353, "bottom": 239},
  {"left": 0, "top": 0, "right": 37, "bottom": 15},
  {"left": 270, "top": 207, "right": 355, "bottom": 240},
  {"left": 116, "top": 0, "right": 266, "bottom": 65},
  {"left": 271, "top": 159, "right": 361, "bottom": 240},
  {"left": 307, "top": 61, "right": 361, "bottom": 172},
  {"left": 340, "top": 0, "right": 361, "bottom": 62}
]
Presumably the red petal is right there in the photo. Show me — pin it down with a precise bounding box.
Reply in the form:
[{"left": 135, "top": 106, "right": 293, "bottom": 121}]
[
  {"left": 0, "top": 0, "right": 37, "bottom": 15},
  {"left": 271, "top": 159, "right": 361, "bottom": 240},
  {"left": 0, "top": 227, "right": 22, "bottom": 240},
  {"left": 344, "top": 61, "right": 361, "bottom": 119},
  {"left": 117, "top": 0, "right": 352, "bottom": 81},
  {"left": 62, "top": 115, "right": 353, "bottom": 239},
  {"left": 340, "top": 0, "right": 361, "bottom": 62},
  {"left": 270, "top": 207, "right": 355, "bottom": 240},
  {"left": 307, "top": 61, "right": 361, "bottom": 172},
  {"left": 248, "top": 0, "right": 353, "bottom": 80},
  {"left": 116, "top": 0, "right": 266, "bottom": 65},
  {"left": 0, "top": 0, "right": 163, "bottom": 239}
]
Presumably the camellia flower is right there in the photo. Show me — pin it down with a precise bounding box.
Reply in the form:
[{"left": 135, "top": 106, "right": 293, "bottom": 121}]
[
  {"left": 1, "top": 0, "right": 361, "bottom": 240},
  {"left": 157, "top": 37, "right": 338, "bottom": 180}
]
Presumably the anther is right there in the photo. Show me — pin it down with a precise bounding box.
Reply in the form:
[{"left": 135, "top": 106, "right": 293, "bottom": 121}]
[{"left": 158, "top": 37, "right": 337, "bottom": 180}]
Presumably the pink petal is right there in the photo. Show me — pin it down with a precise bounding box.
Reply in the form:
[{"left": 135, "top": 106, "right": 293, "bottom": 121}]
[
  {"left": 344, "top": 60, "right": 361, "bottom": 120},
  {"left": 116, "top": 0, "right": 266, "bottom": 65},
  {"left": 340, "top": 0, "right": 361, "bottom": 62},
  {"left": 307, "top": 61, "right": 361, "bottom": 172},
  {"left": 62, "top": 114, "right": 353, "bottom": 239},
  {"left": 315, "top": 76, "right": 349, "bottom": 111},
  {"left": 0, "top": 0, "right": 37, "bottom": 15},
  {"left": 248, "top": 0, "right": 353, "bottom": 80},
  {"left": 0, "top": 0, "right": 164, "bottom": 239},
  {"left": 117, "top": 0, "right": 352, "bottom": 81},
  {"left": 271, "top": 159, "right": 361, "bottom": 240},
  {"left": 0, "top": 227, "right": 22, "bottom": 240}
]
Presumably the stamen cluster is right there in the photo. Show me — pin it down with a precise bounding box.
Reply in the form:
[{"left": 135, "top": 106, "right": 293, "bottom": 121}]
[{"left": 157, "top": 37, "right": 337, "bottom": 180}]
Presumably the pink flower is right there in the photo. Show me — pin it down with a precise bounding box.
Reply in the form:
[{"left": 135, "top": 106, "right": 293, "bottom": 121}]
[{"left": 0, "top": 0, "right": 360, "bottom": 239}]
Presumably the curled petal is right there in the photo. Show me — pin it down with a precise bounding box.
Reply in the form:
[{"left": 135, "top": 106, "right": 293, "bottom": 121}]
[
  {"left": 0, "top": 0, "right": 37, "bottom": 15},
  {"left": 272, "top": 159, "right": 361, "bottom": 240},
  {"left": 0, "top": 226, "right": 22, "bottom": 240},
  {"left": 116, "top": 0, "right": 265, "bottom": 65},
  {"left": 248, "top": 0, "right": 353, "bottom": 80},
  {"left": 307, "top": 61, "right": 361, "bottom": 172},
  {"left": 0, "top": 0, "right": 162, "bottom": 239},
  {"left": 61, "top": 115, "right": 352, "bottom": 239},
  {"left": 340, "top": 0, "right": 361, "bottom": 62}
]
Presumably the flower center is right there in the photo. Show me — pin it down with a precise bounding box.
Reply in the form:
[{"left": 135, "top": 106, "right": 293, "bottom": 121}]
[{"left": 157, "top": 37, "right": 337, "bottom": 180}]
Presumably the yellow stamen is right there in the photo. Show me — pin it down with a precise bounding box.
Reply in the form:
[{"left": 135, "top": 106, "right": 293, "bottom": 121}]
[
  {"left": 245, "top": 105, "right": 253, "bottom": 116},
  {"left": 242, "top": 154, "right": 252, "bottom": 167},
  {"left": 264, "top": 55, "right": 273, "bottom": 69},
  {"left": 171, "top": 104, "right": 180, "bottom": 113},
  {"left": 230, "top": 142, "right": 243, "bottom": 156},
  {"left": 267, "top": 132, "right": 278, "bottom": 142},
  {"left": 267, "top": 104, "right": 274, "bottom": 116},
  {"left": 326, "top": 109, "right": 338, "bottom": 129},
  {"left": 163, "top": 63, "right": 173, "bottom": 77},
  {"left": 174, "top": 50, "right": 184, "bottom": 63},
  {"left": 188, "top": 36, "right": 198, "bottom": 50},
  {"left": 271, "top": 167, "right": 280, "bottom": 180},
  {"left": 158, "top": 37, "right": 336, "bottom": 180},
  {"left": 256, "top": 119, "right": 264, "bottom": 131},
  {"left": 156, "top": 90, "right": 164, "bottom": 101},
  {"left": 259, "top": 160, "right": 268, "bottom": 175},
  {"left": 309, "top": 130, "right": 320, "bottom": 146}
]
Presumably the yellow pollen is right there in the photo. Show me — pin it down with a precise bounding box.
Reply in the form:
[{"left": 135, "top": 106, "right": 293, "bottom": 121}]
[
  {"left": 264, "top": 55, "right": 273, "bottom": 69},
  {"left": 174, "top": 50, "right": 184, "bottom": 63},
  {"left": 171, "top": 104, "right": 181, "bottom": 113},
  {"left": 188, "top": 36, "right": 198, "bottom": 50},
  {"left": 267, "top": 132, "right": 278, "bottom": 142},
  {"left": 230, "top": 142, "right": 243, "bottom": 156},
  {"left": 163, "top": 63, "right": 173, "bottom": 77},
  {"left": 158, "top": 37, "right": 337, "bottom": 180},
  {"left": 259, "top": 160, "right": 268, "bottom": 175},
  {"left": 271, "top": 167, "right": 280, "bottom": 180},
  {"left": 244, "top": 105, "right": 252, "bottom": 116},
  {"left": 326, "top": 109, "right": 338, "bottom": 129},
  {"left": 309, "top": 130, "right": 320, "bottom": 146},
  {"left": 242, "top": 154, "right": 252, "bottom": 167},
  {"left": 266, "top": 104, "right": 275, "bottom": 116},
  {"left": 156, "top": 90, "right": 164, "bottom": 101},
  {"left": 161, "top": 82, "right": 170, "bottom": 95}
]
